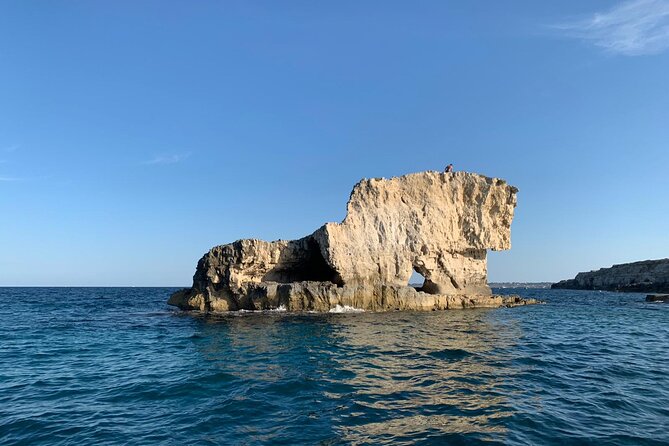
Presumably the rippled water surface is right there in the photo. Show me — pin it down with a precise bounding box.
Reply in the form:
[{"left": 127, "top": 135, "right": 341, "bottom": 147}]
[{"left": 1, "top": 287, "right": 668, "bottom": 445}]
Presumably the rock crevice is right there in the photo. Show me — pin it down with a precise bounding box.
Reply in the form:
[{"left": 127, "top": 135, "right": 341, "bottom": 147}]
[{"left": 169, "top": 171, "right": 532, "bottom": 312}]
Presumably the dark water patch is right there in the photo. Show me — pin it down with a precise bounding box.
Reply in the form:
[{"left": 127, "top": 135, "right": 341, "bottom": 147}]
[{"left": 427, "top": 347, "right": 472, "bottom": 360}]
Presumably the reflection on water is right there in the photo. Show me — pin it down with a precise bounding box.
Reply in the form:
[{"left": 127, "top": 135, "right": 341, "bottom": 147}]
[
  {"left": 327, "top": 312, "right": 519, "bottom": 443},
  {"left": 192, "top": 310, "right": 527, "bottom": 444}
]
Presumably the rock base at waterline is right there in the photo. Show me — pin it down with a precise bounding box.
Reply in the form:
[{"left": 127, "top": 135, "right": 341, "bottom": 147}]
[{"left": 168, "top": 282, "right": 539, "bottom": 312}]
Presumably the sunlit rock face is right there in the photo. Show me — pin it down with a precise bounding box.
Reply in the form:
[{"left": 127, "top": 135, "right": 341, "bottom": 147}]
[
  {"left": 169, "top": 171, "right": 526, "bottom": 312},
  {"left": 552, "top": 259, "right": 669, "bottom": 293},
  {"left": 312, "top": 171, "right": 516, "bottom": 294}
]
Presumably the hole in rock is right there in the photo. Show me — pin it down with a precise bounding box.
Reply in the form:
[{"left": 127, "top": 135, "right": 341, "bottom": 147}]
[
  {"left": 410, "top": 269, "right": 427, "bottom": 291},
  {"left": 410, "top": 265, "right": 440, "bottom": 294}
]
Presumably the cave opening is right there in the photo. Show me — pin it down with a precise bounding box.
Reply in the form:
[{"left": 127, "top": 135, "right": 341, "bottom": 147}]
[
  {"left": 300, "top": 238, "right": 343, "bottom": 285},
  {"left": 261, "top": 237, "right": 343, "bottom": 286}
]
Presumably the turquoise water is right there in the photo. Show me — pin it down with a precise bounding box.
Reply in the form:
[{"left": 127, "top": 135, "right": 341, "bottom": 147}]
[{"left": 0, "top": 287, "right": 667, "bottom": 445}]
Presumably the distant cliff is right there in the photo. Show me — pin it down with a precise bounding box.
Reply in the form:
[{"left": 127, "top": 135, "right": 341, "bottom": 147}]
[
  {"left": 552, "top": 259, "right": 669, "bottom": 293},
  {"left": 170, "top": 171, "right": 538, "bottom": 312}
]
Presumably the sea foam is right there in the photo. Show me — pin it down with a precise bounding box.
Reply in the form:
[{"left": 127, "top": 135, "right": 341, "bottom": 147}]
[{"left": 328, "top": 304, "right": 365, "bottom": 313}]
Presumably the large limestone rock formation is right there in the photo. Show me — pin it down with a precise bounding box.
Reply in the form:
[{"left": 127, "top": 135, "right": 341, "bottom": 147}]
[
  {"left": 552, "top": 259, "right": 669, "bottom": 293},
  {"left": 169, "top": 171, "right": 534, "bottom": 312}
]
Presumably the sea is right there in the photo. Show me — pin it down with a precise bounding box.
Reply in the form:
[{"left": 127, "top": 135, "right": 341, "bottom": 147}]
[{"left": 0, "top": 287, "right": 667, "bottom": 446}]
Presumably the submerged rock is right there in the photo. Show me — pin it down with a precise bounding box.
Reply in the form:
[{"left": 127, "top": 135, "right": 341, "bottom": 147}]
[
  {"left": 646, "top": 294, "right": 669, "bottom": 303},
  {"left": 169, "top": 171, "right": 536, "bottom": 312},
  {"left": 552, "top": 259, "right": 669, "bottom": 293}
]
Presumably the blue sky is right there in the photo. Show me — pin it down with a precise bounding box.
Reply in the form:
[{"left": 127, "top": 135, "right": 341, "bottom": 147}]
[{"left": 1, "top": 1, "right": 668, "bottom": 286}]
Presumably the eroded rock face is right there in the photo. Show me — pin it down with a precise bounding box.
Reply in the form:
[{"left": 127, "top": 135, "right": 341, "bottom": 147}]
[
  {"left": 552, "top": 259, "right": 669, "bottom": 293},
  {"left": 169, "top": 171, "right": 524, "bottom": 312},
  {"left": 312, "top": 172, "right": 516, "bottom": 294}
]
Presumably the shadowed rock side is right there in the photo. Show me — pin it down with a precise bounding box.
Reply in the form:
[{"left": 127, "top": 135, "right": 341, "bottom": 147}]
[
  {"left": 646, "top": 294, "right": 669, "bottom": 303},
  {"left": 169, "top": 171, "right": 537, "bottom": 312},
  {"left": 552, "top": 259, "right": 669, "bottom": 293}
]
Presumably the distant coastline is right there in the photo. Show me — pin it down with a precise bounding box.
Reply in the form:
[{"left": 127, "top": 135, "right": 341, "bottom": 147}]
[
  {"left": 489, "top": 282, "right": 552, "bottom": 289},
  {"left": 551, "top": 259, "right": 669, "bottom": 293}
]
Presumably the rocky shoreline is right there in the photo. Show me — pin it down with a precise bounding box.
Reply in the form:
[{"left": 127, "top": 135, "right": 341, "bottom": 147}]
[
  {"left": 551, "top": 259, "right": 669, "bottom": 293},
  {"left": 169, "top": 171, "right": 539, "bottom": 313}
]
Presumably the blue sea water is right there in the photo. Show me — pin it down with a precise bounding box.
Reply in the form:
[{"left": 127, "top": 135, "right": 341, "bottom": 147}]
[{"left": 0, "top": 287, "right": 667, "bottom": 445}]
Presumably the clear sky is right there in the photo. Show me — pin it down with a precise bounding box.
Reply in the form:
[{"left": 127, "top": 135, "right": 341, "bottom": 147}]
[{"left": 1, "top": 1, "right": 668, "bottom": 286}]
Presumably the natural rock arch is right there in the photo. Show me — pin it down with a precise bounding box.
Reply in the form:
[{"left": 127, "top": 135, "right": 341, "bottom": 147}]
[{"left": 169, "top": 171, "right": 525, "bottom": 312}]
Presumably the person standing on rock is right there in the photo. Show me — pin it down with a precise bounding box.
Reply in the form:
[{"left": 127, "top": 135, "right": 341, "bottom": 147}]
[{"left": 445, "top": 164, "right": 453, "bottom": 173}]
